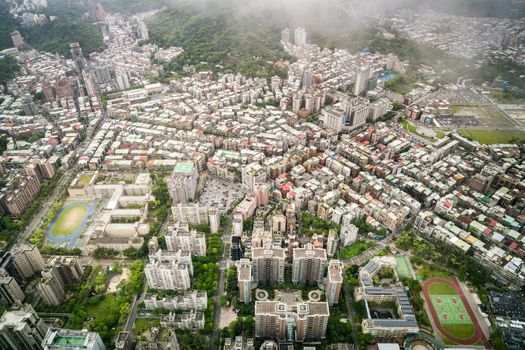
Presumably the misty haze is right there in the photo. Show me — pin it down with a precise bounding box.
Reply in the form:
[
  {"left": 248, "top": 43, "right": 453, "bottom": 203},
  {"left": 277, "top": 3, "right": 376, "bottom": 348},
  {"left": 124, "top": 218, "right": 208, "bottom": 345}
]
[{"left": 0, "top": 1, "right": 524, "bottom": 350}]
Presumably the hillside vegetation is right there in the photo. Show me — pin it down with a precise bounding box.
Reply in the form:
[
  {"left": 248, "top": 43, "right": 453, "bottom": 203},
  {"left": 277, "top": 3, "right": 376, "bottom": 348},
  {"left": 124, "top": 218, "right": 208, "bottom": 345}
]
[{"left": 147, "top": 2, "right": 289, "bottom": 79}]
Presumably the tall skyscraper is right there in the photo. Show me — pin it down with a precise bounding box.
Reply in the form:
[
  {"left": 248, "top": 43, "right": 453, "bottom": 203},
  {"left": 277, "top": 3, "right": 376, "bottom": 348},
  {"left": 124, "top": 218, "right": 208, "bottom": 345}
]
[
  {"left": 236, "top": 259, "right": 252, "bottom": 305},
  {"left": 353, "top": 65, "right": 371, "bottom": 96},
  {"left": 325, "top": 260, "right": 343, "bottom": 307},
  {"left": 0, "top": 304, "right": 48, "bottom": 350},
  {"left": 252, "top": 244, "right": 286, "bottom": 285},
  {"left": 255, "top": 300, "right": 329, "bottom": 342},
  {"left": 232, "top": 212, "right": 243, "bottom": 236},
  {"left": 292, "top": 243, "right": 327, "bottom": 285},
  {"left": 145, "top": 251, "right": 192, "bottom": 290},
  {"left": 294, "top": 27, "right": 307, "bottom": 46},
  {"left": 10, "top": 31, "right": 24, "bottom": 48}
]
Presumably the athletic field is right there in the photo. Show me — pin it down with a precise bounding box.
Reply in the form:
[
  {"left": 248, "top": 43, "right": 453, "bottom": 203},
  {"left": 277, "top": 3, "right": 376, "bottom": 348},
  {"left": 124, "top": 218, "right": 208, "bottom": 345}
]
[
  {"left": 422, "top": 278, "right": 488, "bottom": 347},
  {"left": 47, "top": 202, "right": 92, "bottom": 243}
]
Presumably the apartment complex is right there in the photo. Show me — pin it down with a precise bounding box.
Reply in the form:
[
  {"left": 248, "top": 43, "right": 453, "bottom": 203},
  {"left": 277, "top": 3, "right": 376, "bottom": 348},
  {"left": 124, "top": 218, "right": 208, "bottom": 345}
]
[
  {"left": 255, "top": 299, "right": 329, "bottom": 342},
  {"left": 145, "top": 250, "right": 192, "bottom": 290}
]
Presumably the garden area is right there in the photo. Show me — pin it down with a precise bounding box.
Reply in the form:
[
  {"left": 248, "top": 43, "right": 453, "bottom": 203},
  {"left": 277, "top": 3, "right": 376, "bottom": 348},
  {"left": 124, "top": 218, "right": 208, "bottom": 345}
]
[{"left": 340, "top": 241, "right": 377, "bottom": 260}]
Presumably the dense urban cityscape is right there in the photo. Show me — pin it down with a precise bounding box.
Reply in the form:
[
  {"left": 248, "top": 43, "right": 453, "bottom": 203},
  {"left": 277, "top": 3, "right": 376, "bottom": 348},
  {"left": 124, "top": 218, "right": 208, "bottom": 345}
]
[{"left": 0, "top": 0, "right": 525, "bottom": 350}]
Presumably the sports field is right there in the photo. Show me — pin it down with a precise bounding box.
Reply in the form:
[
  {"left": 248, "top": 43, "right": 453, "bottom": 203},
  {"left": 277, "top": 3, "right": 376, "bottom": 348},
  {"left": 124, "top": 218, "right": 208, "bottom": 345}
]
[
  {"left": 48, "top": 202, "right": 91, "bottom": 239},
  {"left": 394, "top": 255, "right": 412, "bottom": 278},
  {"left": 422, "top": 278, "right": 488, "bottom": 346}
]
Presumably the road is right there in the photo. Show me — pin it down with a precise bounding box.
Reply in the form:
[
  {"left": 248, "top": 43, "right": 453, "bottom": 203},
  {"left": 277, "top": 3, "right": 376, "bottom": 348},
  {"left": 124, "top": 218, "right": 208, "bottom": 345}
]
[
  {"left": 123, "top": 280, "right": 148, "bottom": 332},
  {"left": 19, "top": 169, "right": 77, "bottom": 243}
]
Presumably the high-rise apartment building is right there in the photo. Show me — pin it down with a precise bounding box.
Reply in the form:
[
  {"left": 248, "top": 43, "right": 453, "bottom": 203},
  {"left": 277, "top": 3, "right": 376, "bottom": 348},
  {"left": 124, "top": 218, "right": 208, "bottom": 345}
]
[
  {"left": 271, "top": 213, "right": 286, "bottom": 234},
  {"left": 294, "top": 27, "right": 306, "bottom": 46},
  {"left": 252, "top": 244, "right": 286, "bottom": 285},
  {"left": 242, "top": 162, "right": 266, "bottom": 191},
  {"left": 70, "top": 42, "right": 85, "bottom": 71},
  {"left": 292, "top": 244, "right": 327, "bottom": 285},
  {"left": 37, "top": 268, "right": 65, "bottom": 307},
  {"left": 230, "top": 235, "right": 244, "bottom": 261},
  {"left": 10, "top": 31, "right": 24, "bottom": 48},
  {"left": 326, "top": 230, "right": 338, "bottom": 257},
  {"left": 42, "top": 328, "right": 106, "bottom": 350},
  {"left": 326, "top": 260, "right": 343, "bottom": 307},
  {"left": 47, "top": 256, "right": 84, "bottom": 285},
  {"left": 165, "top": 222, "right": 206, "bottom": 257},
  {"left": 0, "top": 304, "right": 48, "bottom": 350},
  {"left": 208, "top": 207, "right": 219, "bottom": 234},
  {"left": 169, "top": 161, "right": 199, "bottom": 203},
  {"left": 1, "top": 244, "right": 45, "bottom": 284},
  {"left": 2, "top": 176, "right": 41, "bottom": 218},
  {"left": 255, "top": 300, "right": 329, "bottom": 342},
  {"left": 0, "top": 277, "right": 24, "bottom": 306},
  {"left": 281, "top": 28, "right": 290, "bottom": 43},
  {"left": 340, "top": 223, "right": 358, "bottom": 247},
  {"left": 353, "top": 65, "right": 371, "bottom": 96},
  {"left": 236, "top": 259, "right": 252, "bottom": 304}
]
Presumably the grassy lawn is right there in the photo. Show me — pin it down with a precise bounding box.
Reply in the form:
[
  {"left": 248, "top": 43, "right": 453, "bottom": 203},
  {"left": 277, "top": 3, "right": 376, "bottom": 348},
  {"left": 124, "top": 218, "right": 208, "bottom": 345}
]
[
  {"left": 50, "top": 204, "right": 88, "bottom": 237},
  {"left": 400, "top": 119, "right": 418, "bottom": 133},
  {"left": 85, "top": 294, "right": 120, "bottom": 322},
  {"left": 427, "top": 281, "right": 457, "bottom": 295},
  {"left": 340, "top": 241, "right": 377, "bottom": 260},
  {"left": 134, "top": 318, "right": 160, "bottom": 333},
  {"left": 415, "top": 261, "right": 454, "bottom": 281},
  {"left": 459, "top": 129, "right": 525, "bottom": 144},
  {"left": 77, "top": 173, "right": 93, "bottom": 187},
  {"left": 490, "top": 90, "right": 525, "bottom": 104},
  {"left": 443, "top": 324, "right": 476, "bottom": 340}
]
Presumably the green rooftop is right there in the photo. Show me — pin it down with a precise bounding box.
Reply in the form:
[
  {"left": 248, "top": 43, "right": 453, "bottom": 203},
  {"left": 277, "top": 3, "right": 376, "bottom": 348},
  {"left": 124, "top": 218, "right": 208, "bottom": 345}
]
[{"left": 173, "top": 161, "right": 194, "bottom": 174}]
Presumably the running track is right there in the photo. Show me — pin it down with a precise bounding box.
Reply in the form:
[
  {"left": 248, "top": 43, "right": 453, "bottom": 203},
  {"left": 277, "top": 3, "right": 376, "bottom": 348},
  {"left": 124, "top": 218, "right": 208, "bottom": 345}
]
[{"left": 422, "top": 277, "right": 490, "bottom": 348}]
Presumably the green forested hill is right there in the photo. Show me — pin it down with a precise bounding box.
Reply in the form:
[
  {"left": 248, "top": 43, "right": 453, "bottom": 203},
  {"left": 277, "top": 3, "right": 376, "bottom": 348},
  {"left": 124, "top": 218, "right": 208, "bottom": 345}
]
[
  {"left": 0, "top": 0, "right": 105, "bottom": 57},
  {"left": 147, "top": 2, "right": 289, "bottom": 79}
]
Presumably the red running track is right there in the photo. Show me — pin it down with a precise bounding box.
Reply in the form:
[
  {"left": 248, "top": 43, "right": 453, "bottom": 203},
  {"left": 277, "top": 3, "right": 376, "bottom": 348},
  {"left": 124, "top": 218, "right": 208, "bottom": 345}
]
[{"left": 422, "top": 277, "right": 490, "bottom": 348}]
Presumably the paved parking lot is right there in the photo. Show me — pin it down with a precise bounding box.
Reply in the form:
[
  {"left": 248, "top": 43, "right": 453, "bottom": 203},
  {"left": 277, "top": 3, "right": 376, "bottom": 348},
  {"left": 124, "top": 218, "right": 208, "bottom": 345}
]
[{"left": 199, "top": 177, "right": 245, "bottom": 213}]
